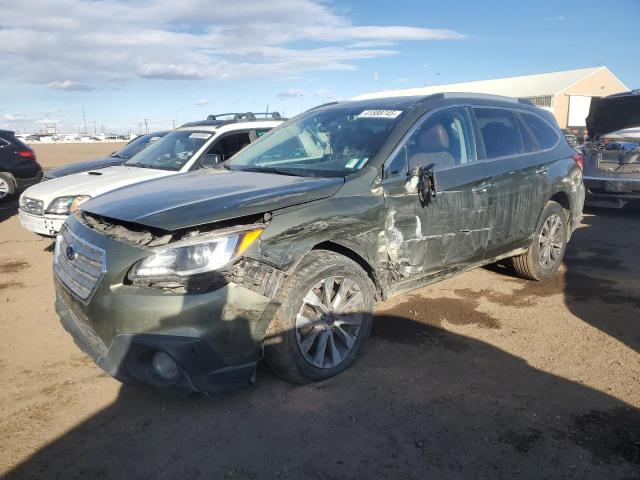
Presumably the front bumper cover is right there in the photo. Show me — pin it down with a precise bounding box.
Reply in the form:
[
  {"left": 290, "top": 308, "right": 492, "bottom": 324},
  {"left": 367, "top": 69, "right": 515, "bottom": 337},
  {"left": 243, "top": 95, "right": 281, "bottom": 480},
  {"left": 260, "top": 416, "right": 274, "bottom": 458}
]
[{"left": 55, "top": 286, "right": 265, "bottom": 394}]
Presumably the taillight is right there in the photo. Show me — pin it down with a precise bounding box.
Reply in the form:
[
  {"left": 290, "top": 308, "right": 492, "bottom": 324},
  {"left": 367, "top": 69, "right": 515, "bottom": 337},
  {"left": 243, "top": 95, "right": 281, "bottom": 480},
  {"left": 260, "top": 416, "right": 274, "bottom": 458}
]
[
  {"left": 572, "top": 152, "right": 584, "bottom": 172},
  {"left": 18, "top": 150, "right": 36, "bottom": 161}
]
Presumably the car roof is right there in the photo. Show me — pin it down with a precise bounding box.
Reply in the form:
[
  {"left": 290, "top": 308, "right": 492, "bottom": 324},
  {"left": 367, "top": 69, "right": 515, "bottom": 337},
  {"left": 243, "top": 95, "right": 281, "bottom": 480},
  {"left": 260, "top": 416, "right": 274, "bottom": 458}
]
[
  {"left": 318, "top": 92, "right": 534, "bottom": 112},
  {"left": 176, "top": 120, "right": 284, "bottom": 133}
]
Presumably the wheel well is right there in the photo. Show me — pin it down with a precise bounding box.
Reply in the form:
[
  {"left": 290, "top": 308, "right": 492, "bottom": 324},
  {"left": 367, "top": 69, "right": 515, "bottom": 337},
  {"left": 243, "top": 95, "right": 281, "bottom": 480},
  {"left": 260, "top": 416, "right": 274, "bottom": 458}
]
[
  {"left": 550, "top": 191, "right": 571, "bottom": 212},
  {"left": 312, "top": 241, "right": 381, "bottom": 297}
]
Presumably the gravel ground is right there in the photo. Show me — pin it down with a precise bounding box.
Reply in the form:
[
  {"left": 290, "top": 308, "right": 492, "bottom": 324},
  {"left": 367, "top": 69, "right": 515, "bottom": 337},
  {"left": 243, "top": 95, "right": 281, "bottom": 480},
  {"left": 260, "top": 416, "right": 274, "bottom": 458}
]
[{"left": 1, "top": 144, "right": 639, "bottom": 479}]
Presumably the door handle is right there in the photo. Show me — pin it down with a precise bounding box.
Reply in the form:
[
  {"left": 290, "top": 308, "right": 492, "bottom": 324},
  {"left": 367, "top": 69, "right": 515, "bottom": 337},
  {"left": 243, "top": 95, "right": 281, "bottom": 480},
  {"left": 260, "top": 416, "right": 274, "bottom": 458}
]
[
  {"left": 536, "top": 166, "right": 549, "bottom": 175},
  {"left": 472, "top": 183, "right": 491, "bottom": 194}
]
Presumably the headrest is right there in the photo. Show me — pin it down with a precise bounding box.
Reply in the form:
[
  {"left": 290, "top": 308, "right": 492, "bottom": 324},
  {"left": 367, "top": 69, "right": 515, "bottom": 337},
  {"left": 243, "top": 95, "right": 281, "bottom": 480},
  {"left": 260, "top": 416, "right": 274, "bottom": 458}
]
[{"left": 419, "top": 124, "right": 449, "bottom": 152}]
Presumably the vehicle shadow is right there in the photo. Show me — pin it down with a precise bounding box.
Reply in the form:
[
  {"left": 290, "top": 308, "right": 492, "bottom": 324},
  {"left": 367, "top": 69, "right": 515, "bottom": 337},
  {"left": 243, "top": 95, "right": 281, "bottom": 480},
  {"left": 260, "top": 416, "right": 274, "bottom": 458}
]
[
  {"left": 562, "top": 206, "right": 640, "bottom": 354},
  {"left": 0, "top": 198, "right": 18, "bottom": 224},
  {"left": 5, "top": 311, "right": 640, "bottom": 479}
]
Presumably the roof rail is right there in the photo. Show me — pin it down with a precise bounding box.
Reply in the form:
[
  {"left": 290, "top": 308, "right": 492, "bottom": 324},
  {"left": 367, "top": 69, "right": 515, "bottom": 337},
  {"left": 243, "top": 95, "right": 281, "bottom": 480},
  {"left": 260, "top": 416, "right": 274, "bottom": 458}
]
[{"left": 206, "top": 111, "right": 283, "bottom": 121}]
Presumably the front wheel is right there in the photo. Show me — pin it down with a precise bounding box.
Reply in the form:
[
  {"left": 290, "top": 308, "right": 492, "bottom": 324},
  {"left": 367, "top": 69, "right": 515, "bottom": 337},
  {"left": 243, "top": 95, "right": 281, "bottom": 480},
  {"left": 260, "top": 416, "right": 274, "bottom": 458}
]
[
  {"left": 264, "top": 250, "right": 374, "bottom": 384},
  {"left": 511, "top": 201, "right": 568, "bottom": 281}
]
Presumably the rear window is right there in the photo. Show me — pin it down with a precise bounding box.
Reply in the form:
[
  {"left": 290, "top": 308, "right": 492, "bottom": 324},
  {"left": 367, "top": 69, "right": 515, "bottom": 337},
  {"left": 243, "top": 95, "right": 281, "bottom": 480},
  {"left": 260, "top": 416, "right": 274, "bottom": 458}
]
[
  {"left": 519, "top": 112, "right": 559, "bottom": 150},
  {"left": 475, "top": 108, "right": 524, "bottom": 159}
]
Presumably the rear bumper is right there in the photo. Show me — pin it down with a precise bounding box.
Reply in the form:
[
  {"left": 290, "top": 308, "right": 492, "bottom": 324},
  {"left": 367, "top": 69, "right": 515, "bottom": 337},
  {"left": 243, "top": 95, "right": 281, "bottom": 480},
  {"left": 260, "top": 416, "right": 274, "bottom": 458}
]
[
  {"left": 18, "top": 210, "right": 66, "bottom": 236},
  {"left": 584, "top": 176, "right": 640, "bottom": 202},
  {"left": 15, "top": 171, "right": 44, "bottom": 190}
]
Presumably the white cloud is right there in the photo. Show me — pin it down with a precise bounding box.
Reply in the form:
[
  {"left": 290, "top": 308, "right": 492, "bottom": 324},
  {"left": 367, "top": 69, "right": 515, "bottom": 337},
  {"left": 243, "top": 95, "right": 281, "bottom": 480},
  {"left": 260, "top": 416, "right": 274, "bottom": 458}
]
[
  {"left": 0, "top": 0, "right": 465, "bottom": 88},
  {"left": 195, "top": 99, "right": 210, "bottom": 106},
  {"left": 396, "top": 77, "right": 411, "bottom": 84},
  {"left": 277, "top": 88, "right": 304, "bottom": 98},
  {"left": 47, "top": 80, "right": 93, "bottom": 91}
]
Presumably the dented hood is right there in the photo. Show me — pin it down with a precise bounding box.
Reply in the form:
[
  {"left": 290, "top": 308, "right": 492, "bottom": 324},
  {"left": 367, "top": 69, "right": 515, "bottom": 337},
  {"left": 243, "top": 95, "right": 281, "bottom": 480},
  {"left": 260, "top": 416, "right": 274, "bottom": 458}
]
[
  {"left": 82, "top": 169, "right": 344, "bottom": 230},
  {"left": 586, "top": 93, "right": 640, "bottom": 139}
]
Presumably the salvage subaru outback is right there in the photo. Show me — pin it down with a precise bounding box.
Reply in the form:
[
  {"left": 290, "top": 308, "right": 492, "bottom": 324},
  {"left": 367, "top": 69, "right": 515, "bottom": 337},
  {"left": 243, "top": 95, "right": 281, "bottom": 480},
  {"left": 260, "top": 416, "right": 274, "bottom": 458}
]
[{"left": 54, "top": 94, "right": 584, "bottom": 394}]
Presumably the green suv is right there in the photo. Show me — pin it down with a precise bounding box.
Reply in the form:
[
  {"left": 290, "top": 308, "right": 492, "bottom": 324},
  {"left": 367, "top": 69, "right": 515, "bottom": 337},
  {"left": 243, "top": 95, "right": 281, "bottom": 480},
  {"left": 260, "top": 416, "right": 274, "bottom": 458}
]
[{"left": 54, "top": 94, "right": 584, "bottom": 394}]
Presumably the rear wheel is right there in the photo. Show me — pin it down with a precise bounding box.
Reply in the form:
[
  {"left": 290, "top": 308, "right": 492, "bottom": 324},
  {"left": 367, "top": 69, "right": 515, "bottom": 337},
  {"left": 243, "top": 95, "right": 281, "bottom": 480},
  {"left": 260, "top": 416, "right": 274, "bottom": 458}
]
[
  {"left": 512, "top": 201, "right": 568, "bottom": 281},
  {"left": 264, "top": 250, "right": 374, "bottom": 384},
  {"left": 0, "top": 174, "right": 15, "bottom": 202}
]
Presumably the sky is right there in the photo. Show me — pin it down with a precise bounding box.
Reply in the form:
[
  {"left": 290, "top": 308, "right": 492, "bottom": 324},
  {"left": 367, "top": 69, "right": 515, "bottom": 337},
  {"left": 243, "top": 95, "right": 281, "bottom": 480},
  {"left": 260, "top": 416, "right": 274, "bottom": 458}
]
[{"left": 0, "top": 0, "right": 638, "bottom": 134}]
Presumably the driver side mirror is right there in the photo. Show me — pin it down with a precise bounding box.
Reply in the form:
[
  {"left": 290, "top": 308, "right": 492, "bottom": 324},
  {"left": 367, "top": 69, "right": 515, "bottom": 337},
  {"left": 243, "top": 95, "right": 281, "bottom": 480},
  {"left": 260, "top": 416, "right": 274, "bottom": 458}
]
[
  {"left": 405, "top": 164, "right": 437, "bottom": 204},
  {"left": 200, "top": 153, "right": 222, "bottom": 169}
]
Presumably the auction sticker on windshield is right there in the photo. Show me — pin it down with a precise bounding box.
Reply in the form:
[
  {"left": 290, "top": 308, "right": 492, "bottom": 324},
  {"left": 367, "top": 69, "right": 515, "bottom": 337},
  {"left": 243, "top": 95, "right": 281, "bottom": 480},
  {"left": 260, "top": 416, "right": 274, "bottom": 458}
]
[
  {"left": 189, "top": 132, "right": 212, "bottom": 139},
  {"left": 357, "top": 110, "right": 403, "bottom": 119}
]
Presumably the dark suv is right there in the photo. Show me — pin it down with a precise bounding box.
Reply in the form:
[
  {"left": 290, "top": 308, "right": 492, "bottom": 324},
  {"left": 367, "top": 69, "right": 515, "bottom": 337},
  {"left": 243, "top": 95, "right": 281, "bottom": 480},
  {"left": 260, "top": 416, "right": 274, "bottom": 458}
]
[
  {"left": 0, "top": 130, "right": 43, "bottom": 201},
  {"left": 53, "top": 93, "right": 584, "bottom": 394}
]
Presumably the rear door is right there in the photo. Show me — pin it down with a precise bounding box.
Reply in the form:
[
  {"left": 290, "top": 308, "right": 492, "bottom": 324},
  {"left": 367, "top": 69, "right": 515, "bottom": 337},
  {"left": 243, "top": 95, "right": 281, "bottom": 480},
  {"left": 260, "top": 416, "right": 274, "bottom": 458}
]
[
  {"left": 474, "top": 107, "right": 555, "bottom": 257},
  {"left": 382, "top": 106, "right": 492, "bottom": 277}
]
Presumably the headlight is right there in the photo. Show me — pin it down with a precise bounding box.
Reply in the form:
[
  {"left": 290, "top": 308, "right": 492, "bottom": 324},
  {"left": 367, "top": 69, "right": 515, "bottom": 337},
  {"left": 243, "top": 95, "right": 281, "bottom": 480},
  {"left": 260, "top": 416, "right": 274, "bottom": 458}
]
[
  {"left": 46, "top": 195, "right": 91, "bottom": 215},
  {"left": 129, "top": 227, "right": 263, "bottom": 281}
]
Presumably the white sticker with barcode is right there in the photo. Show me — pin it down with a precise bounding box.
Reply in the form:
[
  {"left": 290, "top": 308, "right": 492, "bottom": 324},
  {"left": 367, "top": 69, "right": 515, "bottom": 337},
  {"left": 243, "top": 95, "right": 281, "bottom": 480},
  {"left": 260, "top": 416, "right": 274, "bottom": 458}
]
[
  {"left": 189, "top": 132, "right": 212, "bottom": 139},
  {"left": 357, "top": 110, "right": 403, "bottom": 119}
]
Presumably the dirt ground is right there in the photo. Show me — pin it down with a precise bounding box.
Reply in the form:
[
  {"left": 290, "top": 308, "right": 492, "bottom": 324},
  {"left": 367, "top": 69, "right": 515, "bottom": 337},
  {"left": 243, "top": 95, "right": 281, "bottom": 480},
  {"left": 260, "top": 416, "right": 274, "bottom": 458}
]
[
  {"left": 31, "top": 143, "right": 126, "bottom": 170},
  {"left": 1, "top": 144, "right": 639, "bottom": 479}
]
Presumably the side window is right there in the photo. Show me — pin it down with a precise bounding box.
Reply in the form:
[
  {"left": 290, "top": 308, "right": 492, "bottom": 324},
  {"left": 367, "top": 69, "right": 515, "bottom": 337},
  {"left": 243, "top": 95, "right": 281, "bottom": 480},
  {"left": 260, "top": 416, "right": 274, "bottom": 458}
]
[
  {"left": 207, "top": 131, "right": 252, "bottom": 160},
  {"left": 520, "top": 112, "right": 559, "bottom": 150},
  {"left": 474, "top": 108, "right": 524, "bottom": 159},
  {"left": 515, "top": 114, "right": 539, "bottom": 152},
  {"left": 384, "top": 107, "right": 476, "bottom": 179}
]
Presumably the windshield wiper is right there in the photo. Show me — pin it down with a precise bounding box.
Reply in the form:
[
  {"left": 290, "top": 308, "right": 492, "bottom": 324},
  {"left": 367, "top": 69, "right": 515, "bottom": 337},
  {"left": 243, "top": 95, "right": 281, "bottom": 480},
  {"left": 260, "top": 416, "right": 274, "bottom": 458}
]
[
  {"left": 239, "top": 166, "right": 302, "bottom": 177},
  {"left": 125, "top": 162, "right": 153, "bottom": 169}
]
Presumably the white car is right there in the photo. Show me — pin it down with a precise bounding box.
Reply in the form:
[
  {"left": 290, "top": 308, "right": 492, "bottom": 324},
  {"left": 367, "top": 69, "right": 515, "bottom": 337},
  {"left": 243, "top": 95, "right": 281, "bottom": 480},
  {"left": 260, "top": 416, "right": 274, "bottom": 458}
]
[{"left": 19, "top": 118, "right": 282, "bottom": 236}]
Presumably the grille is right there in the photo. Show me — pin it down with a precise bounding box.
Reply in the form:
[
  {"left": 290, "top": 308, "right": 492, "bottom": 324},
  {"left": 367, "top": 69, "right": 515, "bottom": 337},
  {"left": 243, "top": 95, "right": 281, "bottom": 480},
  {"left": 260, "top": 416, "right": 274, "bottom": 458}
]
[
  {"left": 54, "top": 227, "right": 105, "bottom": 301},
  {"left": 20, "top": 197, "right": 43, "bottom": 216}
]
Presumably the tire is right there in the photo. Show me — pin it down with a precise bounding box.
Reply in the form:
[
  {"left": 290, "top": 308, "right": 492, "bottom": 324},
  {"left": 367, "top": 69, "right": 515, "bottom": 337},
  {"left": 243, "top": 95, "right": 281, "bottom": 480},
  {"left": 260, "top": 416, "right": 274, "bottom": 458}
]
[
  {"left": 0, "top": 173, "right": 15, "bottom": 202},
  {"left": 264, "top": 249, "right": 374, "bottom": 384},
  {"left": 511, "top": 201, "right": 568, "bottom": 281}
]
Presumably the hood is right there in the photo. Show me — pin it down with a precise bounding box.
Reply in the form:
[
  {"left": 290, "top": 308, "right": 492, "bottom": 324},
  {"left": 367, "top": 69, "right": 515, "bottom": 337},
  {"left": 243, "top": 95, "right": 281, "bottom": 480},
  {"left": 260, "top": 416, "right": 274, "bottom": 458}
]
[
  {"left": 83, "top": 169, "right": 344, "bottom": 230},
  {"left": 45, "top": 157, "right": 125, "bottom": 179},
  {"left": 24, "top": 165, "right": 172, "bottom": 205},
  {"left": 586, "top": 93, "right": 640, "bottom": 139}
]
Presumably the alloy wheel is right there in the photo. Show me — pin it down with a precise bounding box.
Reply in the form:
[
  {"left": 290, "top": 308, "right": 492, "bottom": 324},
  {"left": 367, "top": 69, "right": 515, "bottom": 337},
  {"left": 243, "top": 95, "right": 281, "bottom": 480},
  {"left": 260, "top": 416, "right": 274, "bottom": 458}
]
[
  {"left": 0, "top": 178, "right": 9, "bottom": 200},
  {"left": 538, "top": 213, "right": 564, "bottom": 270},
  {"left": 295, "top": 276, "right": 364, "bottom": 369}
]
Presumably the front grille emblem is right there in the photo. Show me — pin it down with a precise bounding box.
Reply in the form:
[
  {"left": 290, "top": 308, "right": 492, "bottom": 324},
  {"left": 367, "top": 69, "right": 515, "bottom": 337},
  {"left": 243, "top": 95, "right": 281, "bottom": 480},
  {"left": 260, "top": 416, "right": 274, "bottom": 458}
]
[{"left": 66, "top": 244, "right": 77, "bottom": 261}]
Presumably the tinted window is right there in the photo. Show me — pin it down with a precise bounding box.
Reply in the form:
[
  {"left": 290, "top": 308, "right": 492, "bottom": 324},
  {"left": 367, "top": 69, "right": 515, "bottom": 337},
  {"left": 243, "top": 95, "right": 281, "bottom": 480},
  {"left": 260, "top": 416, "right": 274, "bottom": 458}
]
[
  {"left": 475, "top": 108, "right": 524, "bottom": 159},
  {"left": 386, "top": 107, "right": 476, "bottom": 178},
  {"left": 207, "top": 131, "right": 252, "bottom": 160},
  {"left": 514, "top": 114, "right": 538, "bottom": 152},
  {"left": 520, "top": 112, "right": 559, "bottom": 150}
]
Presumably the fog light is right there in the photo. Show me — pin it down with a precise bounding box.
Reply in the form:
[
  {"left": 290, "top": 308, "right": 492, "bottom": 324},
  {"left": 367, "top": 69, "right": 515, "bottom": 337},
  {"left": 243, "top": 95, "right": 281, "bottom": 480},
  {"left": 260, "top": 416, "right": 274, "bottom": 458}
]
[{"left": 152, "top": 351, "right": 179, "bottom": 380}]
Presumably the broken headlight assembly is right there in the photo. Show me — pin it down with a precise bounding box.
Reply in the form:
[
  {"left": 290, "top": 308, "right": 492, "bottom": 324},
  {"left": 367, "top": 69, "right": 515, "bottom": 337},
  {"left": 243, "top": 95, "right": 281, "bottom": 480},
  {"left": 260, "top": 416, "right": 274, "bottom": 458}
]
[
  {"left": 46, "top": 195, "right": 91, "bottom": 215},
  {"left": 128, "top": 227, "right": 263, "bottom": 287}
]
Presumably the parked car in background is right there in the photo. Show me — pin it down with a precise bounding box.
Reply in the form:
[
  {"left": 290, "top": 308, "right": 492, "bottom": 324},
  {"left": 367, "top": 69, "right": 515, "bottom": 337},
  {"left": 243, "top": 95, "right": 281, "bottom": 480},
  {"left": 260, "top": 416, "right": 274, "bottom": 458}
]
[
  {"left": 19, "top": 114, "right": 283, "bottom": 236},
  {"left": 562, "top": 129, "right": 578, "bottom": 148},
  {"left": 582, "top": 90, "right": 640, "bottom": 207},
  {"left": 43, "top": 131, "right": 170, "bottom": 180},
  {"left": 0, "top": 130, "right": 43, "bottom": 201},
  {"left": 52, "top": 94, "right": 584, "bottom": 395}
]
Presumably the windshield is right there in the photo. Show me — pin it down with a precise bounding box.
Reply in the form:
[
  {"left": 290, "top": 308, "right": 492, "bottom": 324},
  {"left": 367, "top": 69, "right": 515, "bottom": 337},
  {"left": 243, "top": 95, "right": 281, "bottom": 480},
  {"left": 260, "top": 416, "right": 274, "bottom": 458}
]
[
  {"left": 227, "top": 105, "right": 406, "bottom": 177},
  {"left": 114, "top": 132, "right": 165, "bottom": 159},
  {"left": 124, "top": 130, "right": 211, "bottom": 171}
]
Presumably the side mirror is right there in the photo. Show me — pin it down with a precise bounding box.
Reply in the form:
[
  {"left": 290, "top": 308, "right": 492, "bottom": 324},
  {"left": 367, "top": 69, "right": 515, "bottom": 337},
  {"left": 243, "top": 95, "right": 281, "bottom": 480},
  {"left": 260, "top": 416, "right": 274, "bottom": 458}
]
[
  {"left": 406, "top": 164, "right": 437, "bottom": 204},
  {"left": 200, "top": 153, "right": 222, "bottom": 169}
]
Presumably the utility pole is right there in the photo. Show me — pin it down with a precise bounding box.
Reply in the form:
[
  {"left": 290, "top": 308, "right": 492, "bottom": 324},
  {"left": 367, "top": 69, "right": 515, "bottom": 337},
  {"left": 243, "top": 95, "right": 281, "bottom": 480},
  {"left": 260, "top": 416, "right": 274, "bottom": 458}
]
[
  {"left": 82, "top": 102, "right": 88, "bottom": 134},
  {"left": 143, "top": 118, "right": 148, "bottom": 134},
  {"left": 93, "top": 121, "right": 97, "bottom": 135}
]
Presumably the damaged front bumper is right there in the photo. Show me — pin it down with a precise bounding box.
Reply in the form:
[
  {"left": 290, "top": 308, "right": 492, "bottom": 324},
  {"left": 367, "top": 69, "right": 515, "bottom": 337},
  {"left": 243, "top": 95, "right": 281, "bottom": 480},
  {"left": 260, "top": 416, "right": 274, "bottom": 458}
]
[{"left": 53, "top": 215, "right": 278, "bottom": 395}]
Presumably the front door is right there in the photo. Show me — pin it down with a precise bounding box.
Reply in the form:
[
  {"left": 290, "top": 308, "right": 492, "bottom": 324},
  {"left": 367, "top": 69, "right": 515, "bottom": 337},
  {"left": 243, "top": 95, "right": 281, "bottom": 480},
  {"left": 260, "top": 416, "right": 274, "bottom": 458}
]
[{"left": 382, "top": 107, "right": 492, "bottom": 278}]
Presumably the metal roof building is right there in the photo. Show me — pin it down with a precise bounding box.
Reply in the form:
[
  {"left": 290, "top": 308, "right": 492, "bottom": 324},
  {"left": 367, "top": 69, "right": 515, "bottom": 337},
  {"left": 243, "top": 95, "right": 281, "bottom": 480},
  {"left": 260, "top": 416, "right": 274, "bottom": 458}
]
[{"left": 354, "top": 66, "right": 628, "bottom": 129}]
